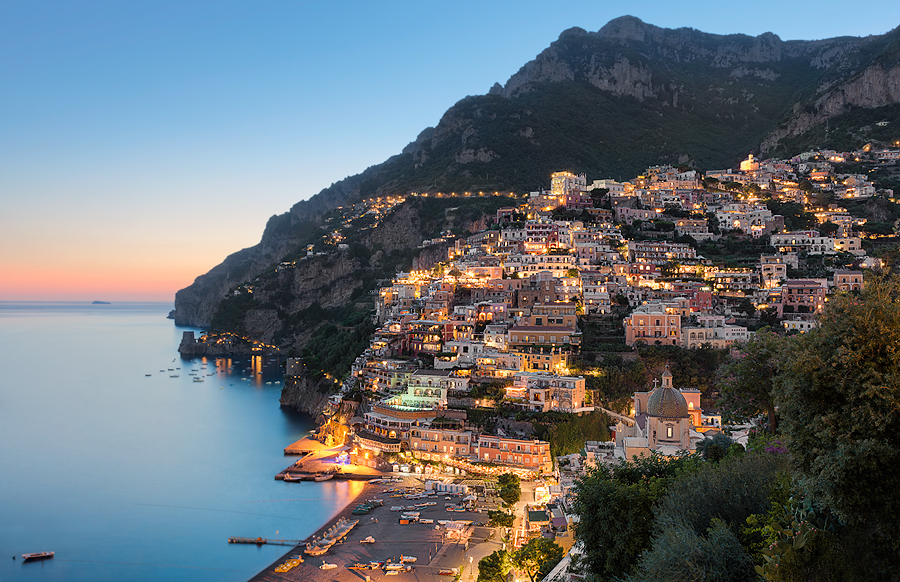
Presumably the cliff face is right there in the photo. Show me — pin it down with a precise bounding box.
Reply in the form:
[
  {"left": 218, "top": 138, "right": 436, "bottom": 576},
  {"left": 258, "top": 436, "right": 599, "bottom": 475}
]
[
  {"left": 280, "top": 376, "right": 333, "bottom": 417},
  {"left": 760, "top": 62, "right": 900, "bottom": 151},
  {"left": 279, "top": 376, "right": 364, "bottom": 419}
]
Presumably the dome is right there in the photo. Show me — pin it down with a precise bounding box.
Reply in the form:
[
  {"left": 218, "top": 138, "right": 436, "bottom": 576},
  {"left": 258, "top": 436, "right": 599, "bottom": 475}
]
[{"left": 647, "top": 370, "right": 689, "bottom": 418}]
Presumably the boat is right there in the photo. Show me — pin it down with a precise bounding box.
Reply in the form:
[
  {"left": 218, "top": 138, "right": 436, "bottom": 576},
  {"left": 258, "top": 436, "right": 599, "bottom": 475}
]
[
  {"left": 439, "top": 568, "right": 458, "bottom": 576},
  {"left": 305, "top": 541, "right": 333, "bottom": 556},
  {"left": 283, "top": 473, "right": 305, "bottom": 482},
  {"left": 360, "top": 536, "right": 375, "bottom": 544},
  {"left": 192, "top": 377, "right": 204, "bottom": 382},
  {"left": 320, "top": 561, "right": 338, "bottom": 570},
  {"left": 274, "top": 558, "right": 302, "bottom": 573},
  {"left": 400, "top": 555, "right": 417, "bottom": 563},
  {"left": 22, "top": 552, "right": 54, "bottom": 561},
  {"left": 314, "top": 474, "right": 334, "bottom": 482},
  {"left": 419, "top": 519, "right": 433, "bottom": 524}
]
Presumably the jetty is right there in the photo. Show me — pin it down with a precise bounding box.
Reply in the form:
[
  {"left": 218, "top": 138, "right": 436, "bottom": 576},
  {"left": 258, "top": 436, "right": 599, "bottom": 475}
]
[{"left": 229, "top": 537, "right": 302, "bottom": 546}]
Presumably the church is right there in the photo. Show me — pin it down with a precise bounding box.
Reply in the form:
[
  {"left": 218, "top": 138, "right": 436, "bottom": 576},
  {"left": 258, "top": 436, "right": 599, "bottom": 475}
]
[{"left": 614, "top": 367, "right": 704, "bottom": 459}]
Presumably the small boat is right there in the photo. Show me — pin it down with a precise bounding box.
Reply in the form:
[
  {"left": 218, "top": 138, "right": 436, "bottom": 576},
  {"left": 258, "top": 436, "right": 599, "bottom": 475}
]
[
  {"left": 314, "top": 474, "right": 333, "bottom": 482},
  {"left": 22, "top": 552, "right": 54, "bottom": 561},
  {"left": 400, "top": 555, "right": 417, "bottom": 563},
  {"left": 439, "top": 568, "right": 458, "bottom": 576},
  {"left": 145, "top": 374, "right": 151, "bottom": 377},
  {"left": 192, "top": 377, "right": 204, "bottom": 382},
  {"left": 360, "top": 536, "right": 375, "bottom": 544},
  {"left": 283, "top": 473, "right": 305, "bottom": 482},
  {"left": 320, "top": 561, "right": 338, "bottom": 570},
  {"left": 420, "top": 519, "right": 433, "bottom": 524},
  {"left": 386, "top": 570, "right": 399, "bottom": 576}
]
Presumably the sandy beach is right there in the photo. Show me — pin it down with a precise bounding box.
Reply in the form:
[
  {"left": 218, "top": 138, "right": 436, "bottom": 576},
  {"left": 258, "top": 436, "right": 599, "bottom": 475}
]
[{"left": 248, "top": 476, "right": 502, "bottom": 582}]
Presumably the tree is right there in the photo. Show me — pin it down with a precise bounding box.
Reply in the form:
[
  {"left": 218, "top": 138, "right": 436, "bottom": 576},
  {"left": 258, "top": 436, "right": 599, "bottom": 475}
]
[
  {"left": 818, "top": 220, "right": 840, "bottom": 236},
  {"left": 716, "top": 330, "right": 789, "bottom": 432},
  {"left": 738, "top": 297, "right": 756, "bottom": 317},
  {"left": 571, "top": 453, "right": 700, "bottom": 580},
  {"left": 695, "top": 433, "right": 735, "bottom": 462},
  {"left": 589, "top": 187, "right": 609, "bottom": 208},
  {"left": 487, "top": 509, "right": 515, "bottom": 528},
  {"left": 498, "top": 473, "right": 521, "bottom": 505},
  {"left": 477, "top": 550, "right": 511, "bottom": 582},
  {"left": 775, "top": 274, "right": 900, "bottom": 563},
  {"left": 627, "top": 519, "right": 756, "bottom": 582},
  {"left": 512, "top": 538, "right": 564, "bottom": 582}
]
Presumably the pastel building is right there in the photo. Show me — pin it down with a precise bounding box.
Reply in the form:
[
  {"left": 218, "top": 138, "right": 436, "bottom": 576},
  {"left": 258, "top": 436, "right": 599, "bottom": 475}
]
[{"left": 615, "top": 369, "right": 701, "bottom": 459}]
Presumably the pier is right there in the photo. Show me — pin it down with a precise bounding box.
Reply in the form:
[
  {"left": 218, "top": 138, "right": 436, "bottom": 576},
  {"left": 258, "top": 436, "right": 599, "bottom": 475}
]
[{"left": 229, "top": 537, "right": 302, "bottom": 546}]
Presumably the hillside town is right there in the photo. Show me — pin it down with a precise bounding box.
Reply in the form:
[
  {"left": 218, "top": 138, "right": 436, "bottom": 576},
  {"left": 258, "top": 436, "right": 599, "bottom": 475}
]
[{"left": 274, "top": 145, "right": 899, "bottom": 582}]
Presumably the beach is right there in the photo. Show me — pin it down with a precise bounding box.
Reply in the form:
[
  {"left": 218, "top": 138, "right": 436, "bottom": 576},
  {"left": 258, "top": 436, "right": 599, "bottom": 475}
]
[{"left": 249, "top": 476, "right": 503, "bottom": 582}]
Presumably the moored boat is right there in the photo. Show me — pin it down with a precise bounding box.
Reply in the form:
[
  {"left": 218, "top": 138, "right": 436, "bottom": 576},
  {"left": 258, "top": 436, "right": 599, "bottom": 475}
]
[
  {"left": 22, "top": 552, "right": 54, "bottom": 561},
  {"left": 314, "top": 474, "right": 334, "bottom": 482}
]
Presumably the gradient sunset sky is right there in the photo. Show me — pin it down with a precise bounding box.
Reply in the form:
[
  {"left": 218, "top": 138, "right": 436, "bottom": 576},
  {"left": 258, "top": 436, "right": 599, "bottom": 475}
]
[{"left": 2, "top": 1, "right": 898, "bottom": 302}]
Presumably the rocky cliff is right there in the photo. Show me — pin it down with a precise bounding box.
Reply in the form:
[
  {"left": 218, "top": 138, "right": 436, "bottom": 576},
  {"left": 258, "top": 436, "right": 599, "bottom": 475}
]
[{"left": 279, "top": 375, "right": 364, "bottom": 419}]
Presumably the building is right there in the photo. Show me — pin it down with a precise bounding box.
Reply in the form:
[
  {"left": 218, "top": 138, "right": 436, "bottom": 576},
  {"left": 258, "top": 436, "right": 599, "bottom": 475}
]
[
  {"left": 508, "top": 325, "right": 582, "bottom": 353},
  {"left": 476, "top": 435, "right": 552, "bottom": 472},
  {"left": 778, "top": 280, "right": 826, "bottom": 317},
  {"left": 833, "top": 270, "right": 863, "bottom": 292},
  {"left": 624, "top": 302, "right": 682, "bottom": 346},
  {"left": 551, "top": 171, "right": 590, "bottom": 209},
  {"left": 507, "top": 372, "right": 587, "bottom": 412},
  {"left": 626, "top": 241, "right": 698, "bottom": 264},
  {"left": 757, "top": 255, "right": 788, "bottom": 289},
  {"left": 615, "top": 369, "right": 699, "bottom": 459},
  {"left": 681, "top": 315, "right": 749, "bottom": 348},
  {"left": 409, "top": 422, "right": 474, "bottom": 460}
]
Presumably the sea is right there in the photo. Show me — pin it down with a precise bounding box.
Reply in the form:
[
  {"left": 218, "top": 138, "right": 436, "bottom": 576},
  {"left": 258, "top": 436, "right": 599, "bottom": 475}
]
[{"left": 0, "top": 302, "right": 361, "bottom": 582}]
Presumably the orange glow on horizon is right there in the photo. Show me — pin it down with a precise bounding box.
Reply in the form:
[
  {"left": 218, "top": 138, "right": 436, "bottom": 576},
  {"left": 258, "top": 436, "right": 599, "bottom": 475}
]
[{"left": 1, "top": 263, "right": 204, "bottom": 302}]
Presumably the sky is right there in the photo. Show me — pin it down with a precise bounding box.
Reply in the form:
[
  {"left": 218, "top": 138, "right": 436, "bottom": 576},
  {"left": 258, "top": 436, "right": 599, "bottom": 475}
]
[{"left": 2, "top": 1, "right": 898, "bottom": 302}]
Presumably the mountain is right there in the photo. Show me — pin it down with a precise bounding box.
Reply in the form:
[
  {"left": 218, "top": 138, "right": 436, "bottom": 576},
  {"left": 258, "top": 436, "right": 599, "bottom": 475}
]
[{"left": 171, "top": 16, "right": 900, "bottom": 331}]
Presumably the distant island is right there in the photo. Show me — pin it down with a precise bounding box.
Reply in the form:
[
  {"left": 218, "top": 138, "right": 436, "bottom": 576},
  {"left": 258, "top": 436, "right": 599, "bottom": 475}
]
[{"left": 91, "top": 301, "right": 111, "bottom": 305}]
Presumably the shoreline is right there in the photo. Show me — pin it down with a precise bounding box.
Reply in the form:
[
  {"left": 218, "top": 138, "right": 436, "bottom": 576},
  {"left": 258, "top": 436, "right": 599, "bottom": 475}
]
[
  {"left": 245, "top": 475, "right": 499, "bottom": 582},
  {"left": 247, "top": 479, "right": 372, "bottom": 582}
]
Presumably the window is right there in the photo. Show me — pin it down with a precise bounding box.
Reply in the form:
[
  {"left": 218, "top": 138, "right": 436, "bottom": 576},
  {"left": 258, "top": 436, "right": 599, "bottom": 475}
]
[{"left": 667, "top": 426, "right": 673, "bottom": 439}]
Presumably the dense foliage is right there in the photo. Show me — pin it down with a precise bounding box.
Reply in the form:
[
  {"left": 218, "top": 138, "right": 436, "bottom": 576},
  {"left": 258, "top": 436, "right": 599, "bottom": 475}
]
[
  {"left": 532, "top": 411, "right": 611, "bottom": 457},
  {"left": 477, "top": 538, "right": 564, "bottom": 582},
  {"left": 497, "top": 473, "right": 522, "bottom": 506},
  {"left": 775, "top": 274, "right": 900, "bottom": 567},
  {"left": 571, "top": 453, "right": 701, "bottom": 580}
]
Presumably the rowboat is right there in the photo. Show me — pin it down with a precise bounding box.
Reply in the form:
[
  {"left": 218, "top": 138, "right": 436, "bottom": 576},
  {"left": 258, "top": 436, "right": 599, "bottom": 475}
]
[{"left": 22, "top": 552, "right": 54, "bottom": 561}]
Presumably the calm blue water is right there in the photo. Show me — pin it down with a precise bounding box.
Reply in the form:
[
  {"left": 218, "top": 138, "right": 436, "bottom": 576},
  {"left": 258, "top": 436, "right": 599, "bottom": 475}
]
[{"left": 0, "top": 302, "right": 359, "bottom": 582}]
